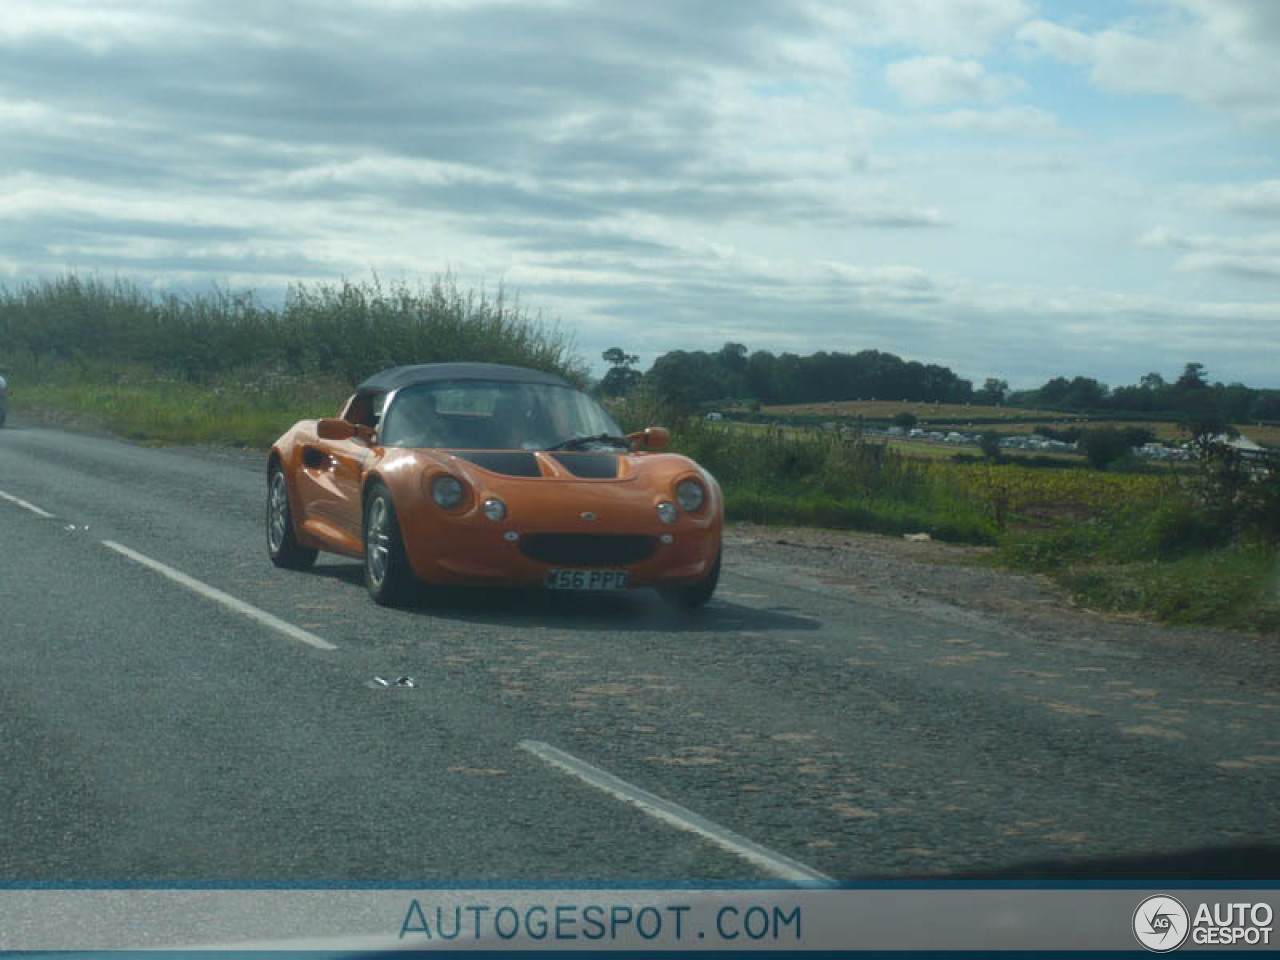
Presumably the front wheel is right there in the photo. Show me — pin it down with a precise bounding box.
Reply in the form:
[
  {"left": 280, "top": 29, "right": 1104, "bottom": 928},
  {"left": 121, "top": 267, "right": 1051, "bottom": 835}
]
[
  {"left": 266, "top": 467, "right": 318, "bottom": 570},
  {"left": 659, "top": 550, "right": 721, "bottom": 609},
  {"left": 363, "top": 483, "right": 416, "bottom": 606}
]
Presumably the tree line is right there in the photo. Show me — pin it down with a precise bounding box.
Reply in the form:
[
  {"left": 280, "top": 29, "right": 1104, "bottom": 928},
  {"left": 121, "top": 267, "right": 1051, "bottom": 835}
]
[
  {"left": 604, "top": 343, "right": 983, "bottom": 408},
  {"left": 602, "top": 345, "right": 1280, "bottom": 425},
  {"left": 1009, "top": 363, "right": 1280, "bottom": 422}
]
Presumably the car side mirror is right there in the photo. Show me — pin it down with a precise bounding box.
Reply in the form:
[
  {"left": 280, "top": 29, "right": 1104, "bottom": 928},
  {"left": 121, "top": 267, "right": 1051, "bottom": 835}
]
[
  {"left": 317, "top": 418, "right": 358, "bottom": 441},
  {"left": 627, "top": 426, "right": 670, "bottom": 450}
]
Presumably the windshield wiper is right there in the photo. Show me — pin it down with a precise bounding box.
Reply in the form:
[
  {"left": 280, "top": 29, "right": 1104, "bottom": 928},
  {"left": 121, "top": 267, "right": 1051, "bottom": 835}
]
[{"left": 543, "top": 433, "right": 632, "bottom": 451}]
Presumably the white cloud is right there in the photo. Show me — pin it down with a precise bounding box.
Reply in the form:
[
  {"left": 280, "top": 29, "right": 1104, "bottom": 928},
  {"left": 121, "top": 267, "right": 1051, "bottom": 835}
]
[
  {"left": 885, "top": 56, "right": 1024, "bottom": 108},
  {"left": 1019, "top": 1, "right": 1280, "bottom": 129},
  {"left": 809, "top": 0, "right": 1033, "bottom": 56},
  {"left": 1138, "top": 226, "right": 1280, "bottom": 279},
  {"left": 928, "top": 105, "right": 1066, "bottom": 138},
  {"left": 1203, "top": 180, "right": 1280, "bottom": 219}
]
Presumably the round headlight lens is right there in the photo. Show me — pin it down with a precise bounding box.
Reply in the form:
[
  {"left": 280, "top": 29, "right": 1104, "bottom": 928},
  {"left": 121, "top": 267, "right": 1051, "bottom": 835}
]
[
  {"left": 675, "top": 478, "right": 705, "bottom": 512},
  {"left": 656, "top": 501, "right": 678, "bottom": 525},
  {"left": 431, "top": 475, "right": 465, "bottom": 509},
  {"left": 483, "top": 498, "right": 506, "bottom": 521}
]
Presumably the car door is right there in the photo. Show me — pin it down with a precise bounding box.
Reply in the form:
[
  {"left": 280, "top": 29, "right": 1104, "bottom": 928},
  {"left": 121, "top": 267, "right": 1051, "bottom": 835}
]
[
  {"left": 295, "top": 431, "right": 371, "bottom": 542},
  {"left": 324, "top": 435, "right": 370, "bottom": 538}
]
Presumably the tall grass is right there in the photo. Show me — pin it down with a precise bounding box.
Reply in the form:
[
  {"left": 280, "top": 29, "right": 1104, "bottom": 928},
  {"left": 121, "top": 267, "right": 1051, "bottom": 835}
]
[
  {"left": 1, "top": 273, "right": 586, "bottom": 445},
  {"left": 0, "top": 273, "right": 585, "bottom": 386}
]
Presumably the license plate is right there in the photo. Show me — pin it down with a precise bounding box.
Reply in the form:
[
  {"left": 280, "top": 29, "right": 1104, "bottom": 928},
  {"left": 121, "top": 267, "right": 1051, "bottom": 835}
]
[{"left": 543, "top": 569, "right": 629, "bottom": 591}]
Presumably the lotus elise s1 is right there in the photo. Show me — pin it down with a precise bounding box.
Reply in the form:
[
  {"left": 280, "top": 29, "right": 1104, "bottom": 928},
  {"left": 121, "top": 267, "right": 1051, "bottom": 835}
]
[{"left": 267, "top": 363, "right": 722, "bottom": 607}]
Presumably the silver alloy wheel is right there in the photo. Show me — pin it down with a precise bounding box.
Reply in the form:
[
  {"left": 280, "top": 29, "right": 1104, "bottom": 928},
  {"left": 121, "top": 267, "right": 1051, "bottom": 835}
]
[
  {"left": 267, "top": 472, "right": 289, "bottom": 553},
  {"left": 366, "top": 496, "right": 390, "bottom": 587}
]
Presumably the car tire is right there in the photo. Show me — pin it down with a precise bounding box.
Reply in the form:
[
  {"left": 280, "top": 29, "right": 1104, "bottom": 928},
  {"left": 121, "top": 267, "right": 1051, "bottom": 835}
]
[
  {"left": 363, "top": 482, "right": 416, "bottom": 606},
  {"left": 660, "top": 550, "right": 721, "bottom": 609},
  {"left": 266, "top": 466, "right": 318, "bottom": 570}
]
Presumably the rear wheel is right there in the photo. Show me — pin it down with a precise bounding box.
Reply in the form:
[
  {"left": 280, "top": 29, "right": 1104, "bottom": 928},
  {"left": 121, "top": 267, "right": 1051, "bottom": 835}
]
[
  {"left": 660, "top": 550, "right": 721, "bottom": 609},
  {"left": 266, "top": 467, "right": 318, "bottom": 570},
  {"left": 363, "top": 483, "right": 416, "bottom": 606}
]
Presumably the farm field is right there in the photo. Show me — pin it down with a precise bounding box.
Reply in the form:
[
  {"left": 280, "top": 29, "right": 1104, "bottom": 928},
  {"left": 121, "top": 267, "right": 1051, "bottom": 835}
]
[
  {"left": 759, "top": 399, "right": 1279, "bottom": 447},
  {"left": 721, "top": 422, "right": 1087, "bottom": 463},
  {"left": 761, "top": 399, "right": 1065, "bottom": 420}
]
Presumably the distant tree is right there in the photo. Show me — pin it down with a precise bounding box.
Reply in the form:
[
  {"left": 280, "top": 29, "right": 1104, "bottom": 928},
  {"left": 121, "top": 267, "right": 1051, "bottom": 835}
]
[
  {"left": 1175, "top": 362, "right": 1208, "bottom": 392},
  {"left": 599, "top": 347, "right": 641, "bottom": 398},
  {"left": 1140, "top": 371, "right": 1166, "bottom": 391},
  {"left": 745, "top": 350, "right": 778, "bottom": 399},
  {"left": 1079, "top": 427, "right": 1133, "bottom": 470},
  {"left": 975, "top": 378, "right": 1010, "bottom": 405},
  {"left": 1037, "top": 377, "right": 1072, "bottom": 407},
  {"left": 602, "top": 347, "right": 636, "bottom": 367},
  {"left": 1250, "top": 392, "right": 1280, "bottom": 421},
  {"left": 1121, "top": 426, "right": 1156, "bottom": 448},
  {"left": 714, "top": 342, "right": 749, "bottom": 397},
  {"left": 1066, "top": 376, "right": 1108, "bottom": 409},
  {"left": 979, "top": 431, "right": 1003, "bottom": 459},
  {"left": 716, "top": 342, "right": 748, "bottom": 373},
  {"left": 892, "top": 411, "right": 918, "bottom": 431},
  {"left": 1178, "top": 387, "right": 1235, "bottom": 456},
  {"left": 644, "top": 350, "right": 719, "bottom": 414}
]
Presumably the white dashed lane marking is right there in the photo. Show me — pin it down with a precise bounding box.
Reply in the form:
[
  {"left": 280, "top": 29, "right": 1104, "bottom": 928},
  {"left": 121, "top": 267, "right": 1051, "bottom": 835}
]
[
  {"left": 101, "top": 540, "right": 337, "bottom": 651},
  {"left": 519, "top": 740, "right": 833, "bottom": 884},
  {"left": 0, "top": 488, "right": 56, "bottom": 519}
]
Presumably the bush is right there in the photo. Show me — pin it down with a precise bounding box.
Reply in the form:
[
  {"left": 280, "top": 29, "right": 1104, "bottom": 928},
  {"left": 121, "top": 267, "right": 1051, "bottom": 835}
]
[{"left": 1079, "top": 427, "right": 1132, "bottom": 470}]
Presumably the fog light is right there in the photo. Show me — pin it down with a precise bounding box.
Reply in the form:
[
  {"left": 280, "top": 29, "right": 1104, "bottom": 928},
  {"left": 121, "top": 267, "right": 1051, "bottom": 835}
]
[
  {"left": 659, "top": 533, "right": 674, "bottom": 545},
  {"left": 656, "top": 501, "right": 678, "bottom": 525},
  {"left": 483, "top": 498, "right": 507, "bottom": 521}
]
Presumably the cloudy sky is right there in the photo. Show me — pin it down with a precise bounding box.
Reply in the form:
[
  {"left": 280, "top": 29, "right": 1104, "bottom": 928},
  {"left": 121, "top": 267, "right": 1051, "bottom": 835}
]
[{"left": 2, "top": 0, "right": 1278, "bottom": 387}]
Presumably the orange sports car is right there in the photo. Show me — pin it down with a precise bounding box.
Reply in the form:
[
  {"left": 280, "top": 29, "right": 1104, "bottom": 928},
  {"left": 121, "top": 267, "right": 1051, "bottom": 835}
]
[{"left": 266, "top": 363, "right": 723, "bottom": 607}]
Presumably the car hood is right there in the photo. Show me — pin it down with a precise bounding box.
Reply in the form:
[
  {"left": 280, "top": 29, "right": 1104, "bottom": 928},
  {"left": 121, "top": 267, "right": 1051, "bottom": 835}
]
[
  {"left": 396, "top": 448, "right": 706, "bottom": 488},
  {"left": 450, "top": 449, "right": 627, "bottom": 479}
]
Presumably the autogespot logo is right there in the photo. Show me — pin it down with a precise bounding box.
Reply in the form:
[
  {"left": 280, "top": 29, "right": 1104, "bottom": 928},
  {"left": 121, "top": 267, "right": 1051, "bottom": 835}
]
[{"left": 1133, "top": 895, "right": 1190, "bottom": 953}]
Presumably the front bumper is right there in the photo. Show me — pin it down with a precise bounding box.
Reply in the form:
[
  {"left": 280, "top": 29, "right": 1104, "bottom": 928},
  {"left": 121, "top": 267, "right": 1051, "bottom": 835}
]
[{"left": 396, "top": 494, "right": 721, "bottom": 588}]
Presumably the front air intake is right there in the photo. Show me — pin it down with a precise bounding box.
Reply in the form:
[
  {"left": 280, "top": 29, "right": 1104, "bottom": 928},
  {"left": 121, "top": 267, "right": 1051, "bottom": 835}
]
[{"left": 520, "top": 534, "right": 656, "bottom": 567}]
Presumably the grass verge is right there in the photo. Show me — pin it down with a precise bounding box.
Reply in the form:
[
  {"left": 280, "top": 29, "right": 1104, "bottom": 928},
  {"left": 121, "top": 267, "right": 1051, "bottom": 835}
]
[{"left": 13, "top": 367, "right": 348, "bottom": 447}]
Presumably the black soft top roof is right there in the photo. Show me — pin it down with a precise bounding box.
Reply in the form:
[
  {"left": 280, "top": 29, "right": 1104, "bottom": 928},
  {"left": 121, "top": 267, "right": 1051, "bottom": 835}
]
[{"left": 357, "top": 362, "right": 571, "bottom": 393}]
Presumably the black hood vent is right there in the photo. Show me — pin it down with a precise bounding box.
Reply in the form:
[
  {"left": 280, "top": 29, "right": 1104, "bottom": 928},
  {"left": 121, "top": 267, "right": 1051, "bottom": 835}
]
[
  {"left": 450, "top": 451, "right": 542, "bottom": 477},
  {"left": 551, "top": 453, "right": 620, "bottom": 479}
]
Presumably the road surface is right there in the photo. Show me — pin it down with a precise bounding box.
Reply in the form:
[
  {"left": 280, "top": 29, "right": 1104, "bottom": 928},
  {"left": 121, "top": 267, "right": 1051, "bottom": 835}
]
[{"left": 1, "top": 419, "right": 1277, "bottom": 881}]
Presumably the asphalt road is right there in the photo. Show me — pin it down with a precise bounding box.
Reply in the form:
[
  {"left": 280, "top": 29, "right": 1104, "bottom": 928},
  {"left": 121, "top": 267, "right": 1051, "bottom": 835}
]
[{"left": 1, "top": 419, "right": 1277, "bottom": 882}]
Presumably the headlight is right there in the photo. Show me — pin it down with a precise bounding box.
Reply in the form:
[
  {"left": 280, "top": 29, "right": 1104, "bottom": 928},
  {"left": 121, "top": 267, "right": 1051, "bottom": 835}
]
[
  {"left": 483, "top": 498, "right": 506, "bottom": 521},
  {"left": 675, "top": 478, "right": 705, "bottom": 512},
  {"left": 656, "top": 501, "right": 678, "bottom": 525},
  {"left": 431, "top": 475, "right": 465, "bottom": 509}
]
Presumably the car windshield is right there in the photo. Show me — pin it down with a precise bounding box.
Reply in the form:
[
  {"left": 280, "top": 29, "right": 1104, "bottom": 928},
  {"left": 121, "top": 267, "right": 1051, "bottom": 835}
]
[{"left": 379, "top": 379, "right": 624, "bottom": 450}]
